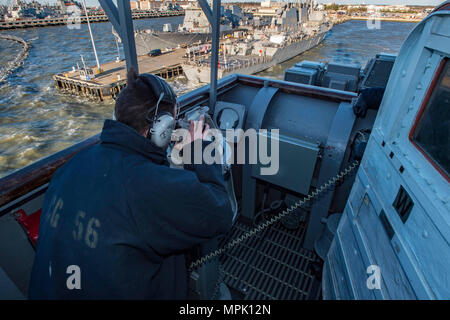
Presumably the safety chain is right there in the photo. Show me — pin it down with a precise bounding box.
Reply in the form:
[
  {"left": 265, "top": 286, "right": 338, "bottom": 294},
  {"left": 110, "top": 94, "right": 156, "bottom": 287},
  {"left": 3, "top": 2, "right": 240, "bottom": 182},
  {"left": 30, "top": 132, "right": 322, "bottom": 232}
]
[{"left": 189, "top": 160, "right": 360, "bottom": 272}]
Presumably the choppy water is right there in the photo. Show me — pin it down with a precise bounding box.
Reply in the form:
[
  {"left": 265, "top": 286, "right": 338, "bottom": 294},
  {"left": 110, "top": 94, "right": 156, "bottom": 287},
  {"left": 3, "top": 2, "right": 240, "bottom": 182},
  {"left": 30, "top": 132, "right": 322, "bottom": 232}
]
[{"left": 0, "top": 19, "right": 416, "bottom": 178}]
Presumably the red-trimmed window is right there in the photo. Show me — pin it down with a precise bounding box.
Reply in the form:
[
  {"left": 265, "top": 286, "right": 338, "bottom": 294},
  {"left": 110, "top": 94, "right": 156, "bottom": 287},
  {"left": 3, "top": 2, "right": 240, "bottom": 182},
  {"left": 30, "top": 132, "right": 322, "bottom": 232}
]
[{"left": 410, "top": 58, "right": 449, "bottom": 181}]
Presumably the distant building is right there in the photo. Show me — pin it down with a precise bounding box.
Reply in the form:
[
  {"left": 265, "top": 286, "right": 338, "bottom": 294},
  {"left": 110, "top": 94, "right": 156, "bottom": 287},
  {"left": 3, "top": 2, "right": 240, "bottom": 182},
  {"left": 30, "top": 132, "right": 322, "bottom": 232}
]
[
  {"left": 310, "top": 10, "right": 325, "bottom": 21},
  {"left": 261, "top": 0, "right": 272, "bottom": 8},
  {"left": 139, "top": 1, "right": 152, "bottom": 10},
  {"left": 58, "top": 0, "right": 81, "bottom": 13},
  {"left": 130, "top": 1, "right": 139, "bottom": 10}
]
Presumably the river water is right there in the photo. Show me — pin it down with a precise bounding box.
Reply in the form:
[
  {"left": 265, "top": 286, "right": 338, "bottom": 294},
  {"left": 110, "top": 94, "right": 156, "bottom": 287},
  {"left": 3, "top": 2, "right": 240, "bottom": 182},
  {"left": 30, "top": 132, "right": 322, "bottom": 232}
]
[{"left": 0, "top": 18, "right": 416, "bottom": 178}]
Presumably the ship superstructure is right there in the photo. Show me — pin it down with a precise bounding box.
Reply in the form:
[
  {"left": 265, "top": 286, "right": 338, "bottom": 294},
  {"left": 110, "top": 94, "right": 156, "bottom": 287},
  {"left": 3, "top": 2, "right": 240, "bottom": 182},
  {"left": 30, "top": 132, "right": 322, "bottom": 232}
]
[
  {"left": 134, "top": 3, "right": 250, "bottom": 55},
  {"left": 182, "top": 2, "right": 331, "bottom": 82}
]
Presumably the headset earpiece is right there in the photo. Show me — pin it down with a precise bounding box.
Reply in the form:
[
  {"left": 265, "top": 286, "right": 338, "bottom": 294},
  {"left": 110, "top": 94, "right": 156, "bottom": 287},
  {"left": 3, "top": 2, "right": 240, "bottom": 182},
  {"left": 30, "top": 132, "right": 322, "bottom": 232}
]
[
  {"left": 148, "top": 112, "right": 175, "bottom": 148},
  {"left": 138, "top": 74, "right": 177, "bottom": 149},
  {"left": 146, "top": 93, "right": 175, "bottom": 148}
]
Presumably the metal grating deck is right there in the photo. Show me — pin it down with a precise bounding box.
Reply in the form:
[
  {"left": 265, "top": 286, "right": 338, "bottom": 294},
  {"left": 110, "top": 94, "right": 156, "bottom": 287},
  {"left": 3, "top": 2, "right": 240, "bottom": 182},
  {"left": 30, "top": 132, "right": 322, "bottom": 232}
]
[{"left": 219, "top": 219, "right": 321, "bottom": 300}]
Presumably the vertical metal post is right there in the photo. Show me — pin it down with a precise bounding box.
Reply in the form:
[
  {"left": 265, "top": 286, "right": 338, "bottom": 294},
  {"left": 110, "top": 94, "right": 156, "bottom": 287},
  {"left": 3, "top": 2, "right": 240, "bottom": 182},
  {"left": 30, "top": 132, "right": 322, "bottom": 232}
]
[
  {"left": 117, "top": 0, "right": 138, "bottom": 73},
  {"left": 99, "top": 0, "right": 138, "bottom": 74},
  {"left": 209, "top": 0, "right": 221, "bottom": 112}
]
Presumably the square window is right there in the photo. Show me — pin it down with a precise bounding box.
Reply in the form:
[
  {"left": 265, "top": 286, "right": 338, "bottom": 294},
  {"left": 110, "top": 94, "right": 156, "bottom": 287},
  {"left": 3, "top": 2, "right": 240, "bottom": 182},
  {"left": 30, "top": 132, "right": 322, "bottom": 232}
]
[{"left": 410, "top": 59, "right": 449, "bottom": 180}]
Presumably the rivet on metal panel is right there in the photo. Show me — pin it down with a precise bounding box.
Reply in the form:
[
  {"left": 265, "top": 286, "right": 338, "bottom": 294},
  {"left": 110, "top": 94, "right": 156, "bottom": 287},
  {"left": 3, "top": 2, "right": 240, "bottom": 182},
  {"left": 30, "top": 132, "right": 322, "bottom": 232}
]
[
  {"left": 425, "top": 56, "right": 432, "bottom": 70},
  {"left": 417, "top": 83, "right": 423, "bottom": 90},
  {"left": 387, "top": 174, "right": 391, "bottom": 180},
  {"left": 395, "top": 273, "right": 401, "bottom": 284},
  {"left": 364, "top": 195, "right": 369, "bottom": 206},
  {"left": 401, "top": 70, "right": 407, "bottom": 77},
  {"left": 422, "top": 230, "right": 429, "bottom": 238}
]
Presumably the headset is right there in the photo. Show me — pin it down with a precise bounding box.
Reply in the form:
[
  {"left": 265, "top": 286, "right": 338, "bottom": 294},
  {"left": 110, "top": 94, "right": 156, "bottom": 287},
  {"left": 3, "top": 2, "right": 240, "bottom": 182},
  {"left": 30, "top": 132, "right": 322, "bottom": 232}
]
[
  {"left": 142, "top": 74, "right": 178, "bottom": 149},
  {"left": 112, "top": 73, "right": 178, "bottom": 148}
]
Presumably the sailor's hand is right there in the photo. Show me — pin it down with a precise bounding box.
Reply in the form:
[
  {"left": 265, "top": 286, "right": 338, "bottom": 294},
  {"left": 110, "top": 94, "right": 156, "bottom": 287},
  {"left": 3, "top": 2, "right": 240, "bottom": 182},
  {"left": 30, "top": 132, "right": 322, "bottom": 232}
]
[
  {"left": 353, "top": 96, "right": 368, "bottom": 118},
  {"left": 173, "top": 115, "right": 210, "bottom": 151},
  {"left": 190, "top": 115, "right": 211, "bottom": 142},
  {"left": 353, "top": 87, "right": 386, "bottom": 118}
]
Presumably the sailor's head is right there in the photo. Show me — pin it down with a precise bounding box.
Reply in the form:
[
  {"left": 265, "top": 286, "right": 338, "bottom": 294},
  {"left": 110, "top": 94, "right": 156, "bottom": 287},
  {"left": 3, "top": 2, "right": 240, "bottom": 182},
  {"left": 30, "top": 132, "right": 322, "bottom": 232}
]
[{"left": 114, "top": 68, "right": 178, "bottom": 136}]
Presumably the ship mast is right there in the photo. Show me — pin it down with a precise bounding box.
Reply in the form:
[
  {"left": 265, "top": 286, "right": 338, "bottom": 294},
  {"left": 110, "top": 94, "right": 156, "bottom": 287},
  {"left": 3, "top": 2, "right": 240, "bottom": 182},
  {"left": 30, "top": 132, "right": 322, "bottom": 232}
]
[
  {"left": 82, "top": 0, "right": 101, "bottom": 73},
  {"left": 197, "top": 0, "right": 221, "bottom": 112}
]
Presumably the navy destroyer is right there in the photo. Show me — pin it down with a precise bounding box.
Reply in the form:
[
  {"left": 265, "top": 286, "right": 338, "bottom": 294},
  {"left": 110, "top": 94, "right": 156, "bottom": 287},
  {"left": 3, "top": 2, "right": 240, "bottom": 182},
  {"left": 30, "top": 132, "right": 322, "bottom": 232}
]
[
  {"left": 134, "top": 4, "right": 248, "bottom": 56},
  {"left": 182, "top": 2, "right": 332, "bottom": 82}
]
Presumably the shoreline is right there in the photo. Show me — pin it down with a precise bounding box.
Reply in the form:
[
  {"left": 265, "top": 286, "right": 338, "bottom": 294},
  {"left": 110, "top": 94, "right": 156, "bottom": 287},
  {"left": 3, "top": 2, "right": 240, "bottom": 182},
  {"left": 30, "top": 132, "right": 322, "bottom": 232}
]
[
  {"left": 0, "top": 11, "right": 184, "bottom": 31},
  {"left": 332, "top": 17, "right": 421, "bottom": 25}
]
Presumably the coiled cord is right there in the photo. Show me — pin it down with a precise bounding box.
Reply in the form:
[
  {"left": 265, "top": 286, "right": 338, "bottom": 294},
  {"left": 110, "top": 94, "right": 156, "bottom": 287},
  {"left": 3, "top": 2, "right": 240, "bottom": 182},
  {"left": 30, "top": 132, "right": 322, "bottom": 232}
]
[{"left": 189, "top": 160, "right": 360, "bottom": 272}]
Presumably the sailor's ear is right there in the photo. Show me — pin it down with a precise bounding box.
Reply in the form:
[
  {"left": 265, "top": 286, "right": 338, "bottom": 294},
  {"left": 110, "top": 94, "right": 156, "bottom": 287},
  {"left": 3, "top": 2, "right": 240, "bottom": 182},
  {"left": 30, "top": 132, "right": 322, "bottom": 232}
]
[{"left": 127, "top": 67, "right": 138, "bottom": 89}]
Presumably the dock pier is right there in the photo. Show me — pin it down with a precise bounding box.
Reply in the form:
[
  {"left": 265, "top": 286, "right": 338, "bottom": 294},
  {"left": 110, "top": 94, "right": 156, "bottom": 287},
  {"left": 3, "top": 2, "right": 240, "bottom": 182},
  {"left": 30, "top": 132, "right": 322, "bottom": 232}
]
[
  {"left": 53, "top": 49, "right": 186, "bottom": 101},
  {"left": 0, "top": 11, "right": 184, "bottom": 30}
]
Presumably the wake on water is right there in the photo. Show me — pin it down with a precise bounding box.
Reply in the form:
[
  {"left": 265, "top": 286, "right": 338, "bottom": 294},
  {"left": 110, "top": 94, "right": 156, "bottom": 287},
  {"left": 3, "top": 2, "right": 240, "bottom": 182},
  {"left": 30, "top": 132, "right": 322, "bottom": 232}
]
[{"left": 0, "top": 35, "right": 30, "bottom": 82}]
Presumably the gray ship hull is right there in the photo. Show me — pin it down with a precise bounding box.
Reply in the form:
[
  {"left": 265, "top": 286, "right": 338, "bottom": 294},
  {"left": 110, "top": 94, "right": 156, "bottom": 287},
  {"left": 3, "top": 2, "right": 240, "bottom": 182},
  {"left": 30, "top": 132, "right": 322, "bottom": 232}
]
[
  {"left": 135, "top": 29, "right": 236, "bottom": 56},
  {"left": 135, "top": 32, "right": 211, "bottom": 56},
  {"left": 183, "top": 30, "right": 329, "bottom": 83}
]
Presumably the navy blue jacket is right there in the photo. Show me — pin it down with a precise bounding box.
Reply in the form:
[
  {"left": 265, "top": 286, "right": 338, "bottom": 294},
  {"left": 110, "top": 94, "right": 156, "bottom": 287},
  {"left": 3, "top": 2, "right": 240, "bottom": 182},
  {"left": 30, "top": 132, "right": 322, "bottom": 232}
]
[{"left": 29, "top": 120, "right": 233, "bottom": 299}]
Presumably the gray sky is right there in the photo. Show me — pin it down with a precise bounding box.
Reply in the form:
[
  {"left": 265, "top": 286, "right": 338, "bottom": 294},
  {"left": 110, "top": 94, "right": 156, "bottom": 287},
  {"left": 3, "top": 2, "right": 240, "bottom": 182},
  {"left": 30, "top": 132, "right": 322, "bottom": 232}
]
[{"left": 0, "top": 0, "right": 443, "bottom": 7}]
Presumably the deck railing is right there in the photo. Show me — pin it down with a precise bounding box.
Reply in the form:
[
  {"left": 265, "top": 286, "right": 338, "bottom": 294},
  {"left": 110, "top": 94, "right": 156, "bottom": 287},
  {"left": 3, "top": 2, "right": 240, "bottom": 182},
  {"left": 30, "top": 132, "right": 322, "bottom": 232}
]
[{"left": 0, "top": 74, "right": 356, "bottom": 210}]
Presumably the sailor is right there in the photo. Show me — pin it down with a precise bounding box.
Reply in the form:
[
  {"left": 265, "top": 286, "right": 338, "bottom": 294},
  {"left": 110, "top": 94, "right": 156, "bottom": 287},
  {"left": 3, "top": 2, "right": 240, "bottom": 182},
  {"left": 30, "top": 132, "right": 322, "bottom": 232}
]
[{"left": 29, "top": 69, "right": 233, "bottom": 299}]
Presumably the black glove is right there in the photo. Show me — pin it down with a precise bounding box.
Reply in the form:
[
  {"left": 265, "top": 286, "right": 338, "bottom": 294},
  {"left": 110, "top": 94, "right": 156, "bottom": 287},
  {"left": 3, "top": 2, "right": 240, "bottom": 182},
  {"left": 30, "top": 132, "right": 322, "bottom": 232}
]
[
  {"left": 353, "top": 87, "right": 386, "bottom": 118},
  {"left": 351, "top": 141, "right": 367, "bottom": 161}
]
